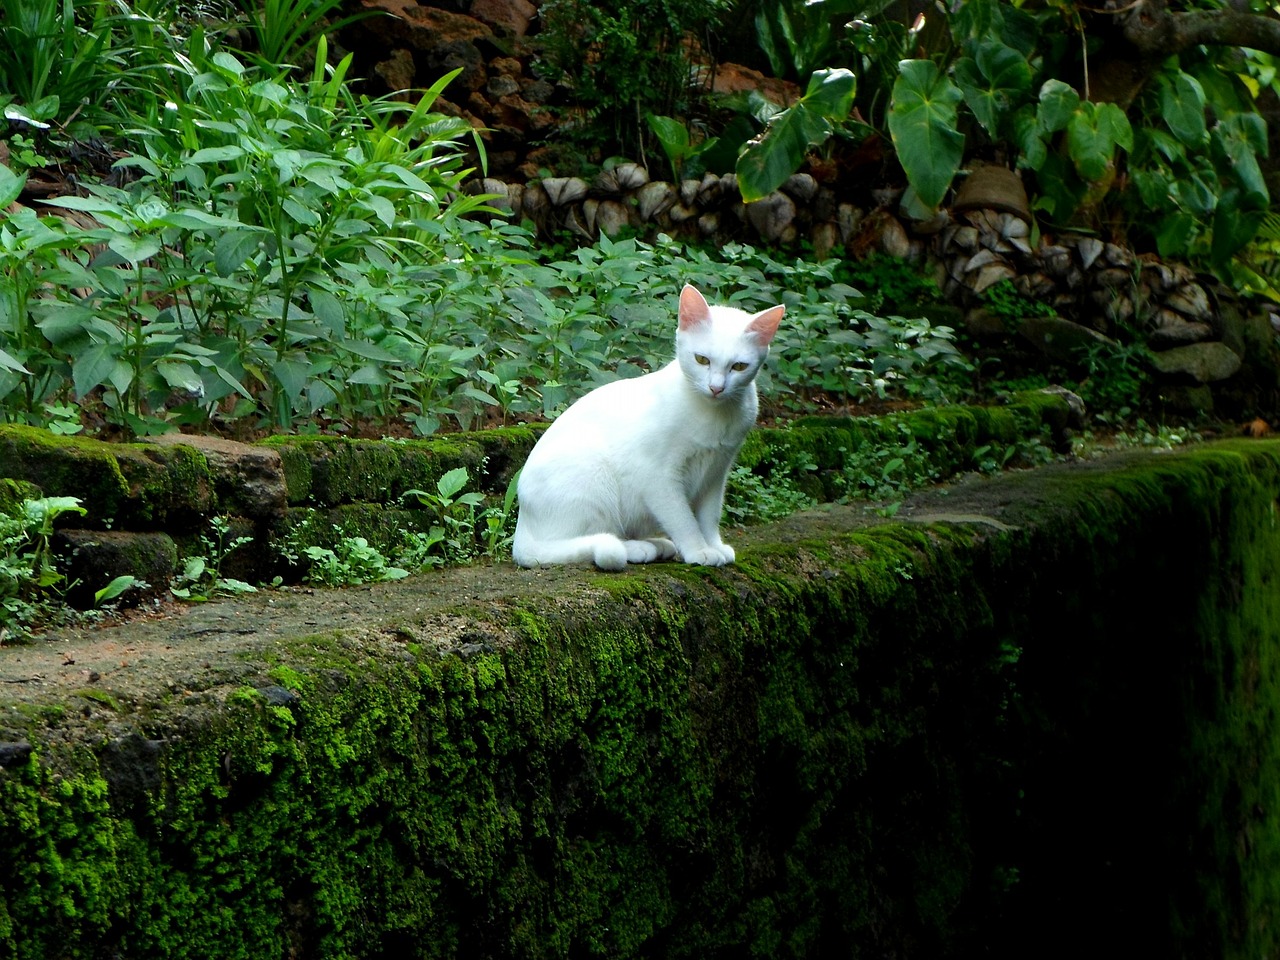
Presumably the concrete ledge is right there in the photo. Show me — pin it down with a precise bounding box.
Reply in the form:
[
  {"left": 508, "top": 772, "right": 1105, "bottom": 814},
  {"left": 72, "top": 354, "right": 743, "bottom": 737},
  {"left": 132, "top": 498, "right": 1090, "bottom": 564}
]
[{"left": 1, "top": 439, "right": 1279, "bottom": 958}]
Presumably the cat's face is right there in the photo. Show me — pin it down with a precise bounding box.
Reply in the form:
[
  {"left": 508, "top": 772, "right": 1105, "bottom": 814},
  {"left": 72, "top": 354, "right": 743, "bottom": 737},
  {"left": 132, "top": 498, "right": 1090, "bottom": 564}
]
[{"left": 676, "top": 285, "right": 785, "bottom": 401}]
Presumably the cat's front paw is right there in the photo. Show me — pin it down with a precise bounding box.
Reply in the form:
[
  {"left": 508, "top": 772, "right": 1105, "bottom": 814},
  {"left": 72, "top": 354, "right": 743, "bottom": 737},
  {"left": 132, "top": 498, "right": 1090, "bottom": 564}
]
[
  {"left": 715, "top": 542, "right": 736, "bottom": 564},
  {"left": 682, "top": 546, "right": 730, "bottom": 567}
]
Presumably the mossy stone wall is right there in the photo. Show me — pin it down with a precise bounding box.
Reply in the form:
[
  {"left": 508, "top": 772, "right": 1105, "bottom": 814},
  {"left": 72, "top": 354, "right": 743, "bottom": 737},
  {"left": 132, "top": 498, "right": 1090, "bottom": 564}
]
[{"left": 1, "top": 439, "right": 1279, "bottom": 958}]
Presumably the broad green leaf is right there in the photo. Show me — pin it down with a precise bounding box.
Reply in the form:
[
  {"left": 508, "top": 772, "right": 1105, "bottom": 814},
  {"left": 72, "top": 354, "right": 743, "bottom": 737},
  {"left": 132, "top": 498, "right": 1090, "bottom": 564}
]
[
  {"left": 95, "top": 575, "right": 139, "bottom": 606},
  {"left": 1212, "top": 113, "right": 1269, "bottom": 205},
  {"left": 43, "top": 195, "right": 125, "bottom": 215},
  {"left": 1096, "top": 102, "right": 1133, "bottom": 152},
  {"left": 646, "top": 114, "right": 691, "bottom": 153},
  {"left": 1037, "top": 79, "right": 1079, "bottom": 133},
  {"left": 437, "top": 466, "right": 470, "bottom": 499},
  {"left": 348, "top": 363, "right": 392, "bottom": 385},
  {"left": 107, "top": 234, "right": 162, "bottom": 265},
  {"left": 310, "top": 287, "right": 345, "bottom": 334},
  {"left": 156, "top": 361, "right": 203, "bottom": 393},
  {"left": 214, "top": 230, "right": 263, "bottom": 277},
  {"left": 888, "top": 60, "right": 965, "bottom": 210},
  {"left": 73, "top": 342, "right": 118, "bottom": 397},
  {"left": 1211, "top": 189, "right": 1265, "bottom": 263},
  {"left": 1011, "top": 105, "right": 1047, "bottom": 170},
  {"left": 736, "top": 103, "right": 832, "bottom": 202},
  {"left": 341, "top": 338, "right": 403, "bottom": 363},
  {"left": 282, "top": 197, "right": 321, "bottom": 226},
  {"left": 0, "top": 166, "right": 26, "bottom": 209},
  {"left": 272, "top": 357, "right": 311, "bottom": 399},
  {"left": 0, "top": 347, "right": 29, "bottom": 375},
  {"left": 1155, "top": 212, "right": 1196, "bottom": 258},
  {"left": 1158, "top": 70, "right": 1207, "bottom": 147},
  {"left": 803, "top": 68, "right": 857, "bottom": 116},
  {"left": 1066, "top": 103, "right": 1130, "bottom": 181},
  {"left": 189, "top": 145, "right": 246, "bottom": 164},
  {"left": 953, "top": 42, "right": 1032, "bottom": 136}
]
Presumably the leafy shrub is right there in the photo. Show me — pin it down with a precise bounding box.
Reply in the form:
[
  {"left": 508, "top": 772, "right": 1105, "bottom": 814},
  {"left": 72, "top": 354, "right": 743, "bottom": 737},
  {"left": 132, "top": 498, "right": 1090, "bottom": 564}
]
[{"left": 536, "top": 0, "right": 731, "bottom": 154}]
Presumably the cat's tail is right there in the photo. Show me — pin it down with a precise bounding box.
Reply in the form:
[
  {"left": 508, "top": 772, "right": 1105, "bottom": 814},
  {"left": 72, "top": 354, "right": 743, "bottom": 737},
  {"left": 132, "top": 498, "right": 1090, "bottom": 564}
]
[{"left": 512, "top": 531, "right": 629, "bottom": 571}]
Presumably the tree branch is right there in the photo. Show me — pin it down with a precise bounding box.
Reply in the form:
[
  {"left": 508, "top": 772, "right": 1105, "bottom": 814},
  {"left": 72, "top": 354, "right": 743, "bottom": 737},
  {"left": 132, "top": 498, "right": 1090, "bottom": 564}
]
[{"left": 1121, "top": 0, "right": 1280, "bottom": 58}]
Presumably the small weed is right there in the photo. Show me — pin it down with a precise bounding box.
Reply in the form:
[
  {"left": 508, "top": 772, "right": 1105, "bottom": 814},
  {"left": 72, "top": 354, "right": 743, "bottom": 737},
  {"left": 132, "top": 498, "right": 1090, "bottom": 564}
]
[
  {"left": 171, "top": 516, "right": 257, "bottom": 601},
  {"left": 401, "top": 467, "right": 518, "bottom": 567},
  {"left": 302, "top": 537, "right": 408, "bottom": 587},
  {"left": 981, "top": 279, "right": 1056, "bottom": 322}
]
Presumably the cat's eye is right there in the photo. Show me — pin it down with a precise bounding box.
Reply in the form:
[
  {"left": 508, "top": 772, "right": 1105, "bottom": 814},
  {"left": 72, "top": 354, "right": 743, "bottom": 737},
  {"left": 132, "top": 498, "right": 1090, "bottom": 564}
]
[
  {"left": 730, "top": 362, "right": 749, "bottom": 372},
  {"left": 695, "top": 354, "right": 710, "bottom": 366}
]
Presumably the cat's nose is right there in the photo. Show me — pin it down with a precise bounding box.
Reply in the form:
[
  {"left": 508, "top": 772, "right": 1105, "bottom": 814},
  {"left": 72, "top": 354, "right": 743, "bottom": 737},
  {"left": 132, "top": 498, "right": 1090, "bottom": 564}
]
[{"left": 709, "top": 384, "right": 724, "bottom": 397}]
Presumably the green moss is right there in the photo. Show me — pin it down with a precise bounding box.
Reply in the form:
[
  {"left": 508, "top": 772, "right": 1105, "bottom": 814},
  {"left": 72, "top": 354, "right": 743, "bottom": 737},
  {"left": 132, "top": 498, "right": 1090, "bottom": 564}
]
[
  {"left": 0, "top": 425, "right": 219, "bottom": 530},
  {"left": 1, "top": 437, "right": 1278, "bottom": 959}
]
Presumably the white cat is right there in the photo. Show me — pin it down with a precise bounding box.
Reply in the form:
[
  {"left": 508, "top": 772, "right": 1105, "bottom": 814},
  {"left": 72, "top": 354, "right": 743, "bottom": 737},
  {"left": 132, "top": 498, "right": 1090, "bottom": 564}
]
[{"left": 512, "top": 284, "right": 785, "bottom": 571}]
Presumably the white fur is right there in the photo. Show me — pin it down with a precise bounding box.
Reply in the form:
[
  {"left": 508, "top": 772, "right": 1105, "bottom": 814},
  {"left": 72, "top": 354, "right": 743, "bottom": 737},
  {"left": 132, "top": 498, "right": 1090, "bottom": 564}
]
[{"left": 513, "top": 285, "right": 784, "bottom": 571}]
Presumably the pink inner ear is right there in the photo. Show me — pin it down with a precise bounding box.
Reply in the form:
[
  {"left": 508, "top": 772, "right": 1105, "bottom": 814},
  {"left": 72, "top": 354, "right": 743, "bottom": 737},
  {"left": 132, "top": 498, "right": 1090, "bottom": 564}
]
[
  {"left": 678, "top": 284, "right": 712, "bottom": 331},
  {"left": 746, "top": 305, "right": 785, "bottom": 345}
]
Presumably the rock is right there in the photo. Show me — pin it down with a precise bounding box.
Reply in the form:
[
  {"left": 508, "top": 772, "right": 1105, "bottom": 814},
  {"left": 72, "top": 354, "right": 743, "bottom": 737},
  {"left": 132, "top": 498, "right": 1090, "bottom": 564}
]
[
  {"left": 710, "top": 62, "right": 801, "bottom": 107},
  {"left": 146, "top": 435, "right": 288, "bottom": 520},
  {"left": 696, "top": 172, "right": 721, "bottom": 206},
  {"left": 518, "top": 77, "right": 554, "bottom": 104},
  {"left": 593, "top": 162, "right": 648, "bottom": 196},
  {"left": 357, "top": 1, "right": 493, "bottom": 92},
  {"left": 781, "top": 173, "right": 818, "bottom": 204},
  {"left": 745, "top": 191, "right": 796, "bottom": 243},
  {"left": 520, "top": 180, "right": 549, "bottom": 224},
  {"left": 373, "top": 48, "right": 415, "bottom": 91},
  {"left": 563, "top": 204, "right": 592, "bottom": 240},
  {"left": 964, "top": 307, "right": 1007, "bottom": 338},
  {"left": 541, "top": 177, "right": 587, "bottom": 207},
  {"left": 668, "top": 202, "right": 699, "bottom": 224},
  {"left": 468, "top": 0, "right": 536, "bottom": 35},
  {"left": 1150, "top": 341, "right": 1242, "bottom": 382},
  {"left": 0, "top": 741, "right": 32, "bottom": 768},
  {"left": 969, "top": 261, "right": 1017, "bottom": 294},
  {"left": 595, "top": 199, "right": 632, "bottom": 237},
  {"left": 811, "top": 221, "right": 839, "bottom": 261},
  {"left": 485, "top": 73, "right": 520, "bottom": 98},
  {"left": 836, "top": 203, "right": 862, "bottom": 243},
  {"left": 635, "top": 181, "right": 676, "bottom": 221},
  {"left": 876, "top": 213, "right": 911, "bottom": 259},
  {"left": 952, "top": 164, "right": 1030, "bottom": 220},
  {"left": 697, "top": 211, "right": 720, "bottom": 236},
  {"left": 1149, "top": 319, "right": 1214, "bottom": 348},
  {"left": 1076, "top": 236, "right": 1104, "bottom": 270},
  {"left": 679, "top": 178, "right": 701, "bottom": 206},
  {"left": 503, "top": 182, "right": 524, "bottom": 219},
  {"left": 1163, "top": 283, "right": 1211, "bottom": 322},
  {"left": 1017, "top": 314, "right": 1116, "bottom": 362},
  {"left": 52, "top": 529, "right": 178, "bottom": 609}
]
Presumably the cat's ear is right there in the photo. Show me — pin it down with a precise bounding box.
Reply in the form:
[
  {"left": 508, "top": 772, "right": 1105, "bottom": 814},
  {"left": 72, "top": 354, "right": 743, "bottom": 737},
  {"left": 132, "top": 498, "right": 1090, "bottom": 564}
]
[
  {"left": 678, "top": 284, "right": 712, "bottom": 331},
  {"left": 746, "top": 305, "right": 785, "bottom": 346}
]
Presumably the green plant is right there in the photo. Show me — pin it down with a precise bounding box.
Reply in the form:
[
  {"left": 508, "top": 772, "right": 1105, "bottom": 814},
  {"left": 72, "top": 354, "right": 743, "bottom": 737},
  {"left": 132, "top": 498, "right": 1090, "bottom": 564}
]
[
  {"left": 0, "top": 494, "right": 86, "bottom": 638},
  {"left": 723, "top": 448, "right": 817, "bottom": 525},
  {"left": 301, "top": 536, "right": 408, "bottom": 586},
  {"left": 980, "top": 278, "right": 1056, "bottom": 322},
  {"left": 171, "top": 515, "right": 257, "bottom": 600},
  {"left": 536, "top": 0, "right": 731, "bottom": 155},
  {"left": 0, "top": 0, "right": 125, "bottom": 131},
  {"left": 1073, "top": 340, "right": 1151, "bottom": 419},
  {"left": 231, "top": 0, "right": 375, "bottom": 71},
  {"left": 736, "top": 68, "right": 856, "bottom": 202},
  {"left": 401, "top": 466, "right": 505, "bottom": 566}
]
